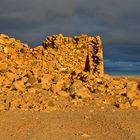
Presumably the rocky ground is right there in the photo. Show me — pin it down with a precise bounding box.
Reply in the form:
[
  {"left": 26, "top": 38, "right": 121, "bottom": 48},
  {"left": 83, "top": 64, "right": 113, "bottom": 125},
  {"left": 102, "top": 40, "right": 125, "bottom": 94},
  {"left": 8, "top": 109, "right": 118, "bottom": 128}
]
[
  {"left": 0, "top": 34, "right": 140, "bottom": 139},
  {"left": 0, "top": 97, "right": 140, "bottom": 140}
]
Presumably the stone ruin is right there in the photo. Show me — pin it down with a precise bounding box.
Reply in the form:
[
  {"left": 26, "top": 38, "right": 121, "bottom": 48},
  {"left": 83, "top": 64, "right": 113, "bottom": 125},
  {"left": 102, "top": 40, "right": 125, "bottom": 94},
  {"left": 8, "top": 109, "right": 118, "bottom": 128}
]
[
  {"left": 42, "top": 34, "right": 104, "bottom": 75},
  {"left": 0, "top": 33, "right": 140, "bottom": 112}
]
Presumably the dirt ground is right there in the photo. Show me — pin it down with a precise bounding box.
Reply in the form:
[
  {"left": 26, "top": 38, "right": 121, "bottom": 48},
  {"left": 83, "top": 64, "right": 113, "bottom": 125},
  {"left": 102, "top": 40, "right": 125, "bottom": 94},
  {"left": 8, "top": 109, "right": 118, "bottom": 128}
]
[{"left": 0, "top": 77, "right": 139, "bottom": 140}]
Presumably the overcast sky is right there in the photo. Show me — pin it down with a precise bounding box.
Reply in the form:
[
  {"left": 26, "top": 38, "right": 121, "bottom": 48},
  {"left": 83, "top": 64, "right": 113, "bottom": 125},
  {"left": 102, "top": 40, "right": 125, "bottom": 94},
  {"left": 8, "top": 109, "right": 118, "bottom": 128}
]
[{"left": 0, "top": 0, "right": 140, "bottom": 75}]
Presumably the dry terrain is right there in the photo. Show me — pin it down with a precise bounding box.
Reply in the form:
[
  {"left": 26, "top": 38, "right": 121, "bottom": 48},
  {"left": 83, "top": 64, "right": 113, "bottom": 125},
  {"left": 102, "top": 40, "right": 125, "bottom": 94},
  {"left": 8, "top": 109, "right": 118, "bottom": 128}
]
[
  {"left": 0, "top": 77, "right": 139, "bottom": 140},
  {"left": 0, "top": 105, "right": 140, "bottom": 140}
]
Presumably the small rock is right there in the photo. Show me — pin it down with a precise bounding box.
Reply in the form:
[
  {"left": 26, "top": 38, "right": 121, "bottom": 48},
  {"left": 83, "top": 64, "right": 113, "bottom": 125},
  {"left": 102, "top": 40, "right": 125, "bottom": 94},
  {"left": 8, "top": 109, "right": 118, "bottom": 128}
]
[
  {"left": 81, "top": 134, "right": 91, "bottom": 138},
  {"left": 27, "top": 76, "right": 36, "bottom": 85},
  {"left": 57, "top": 91, "right": 69, "bottom": 97},
  {"left": 6, "top": 72, "right": 16, "bottom": 81},
  {"left": 89, "top": 110, "right": 94, "bottom": 113},
  {"left": 119, "top": 102, "right": 130, "bottom": 109},
  {"left": 52, "top": 79, "right": 65, "bottom": 93},
  {"left": 112, "top": 109, "right": 116, "bottom": 112},
  {"left": 4, "top": 47, "right": 9, "bottom": 53},
  {"left": 127, "top": 81, "right": 138, "bottom": 91},
  {"left": 0, "top": 52, "right": 5, "bottom": 60},
  {"left": 0, "top": 46, "right": 3, "bottom": 52},
  {"left": 48, "top": 100, "right": 55, "bottom": 107},
  {"left": 127, "top": 91, "right": 137, "bottom": 99},
  {"left": 14, "top": 80, "right": 25, "bottom": 91},
  {"left": 0, "top": 62, "right": 8, "bottom": 72},
  {"left": 0, "top": 105, "right": 5, "bottom": 111},
  {"left": 84, "top": 115, "right": 88, "bottom": 119},
  {"left": 0, "top": 34, "right": 9, "bottom": 38},
  {"left": 76, "top": 87, "right": 90, "bottom": 98},
  {"left": 70, "top": 80, "right": 90, "bottom": 98},
  {"left": 131, "top": 99, "right": 140, "bottom": 107},
  {"left": 22, "top": 77, "right": 29, "bottom": 83},
  {"left": 101, "top": 106, "right": 104, "bottom": 109},
  {"left": 60, "top": 67, "right": 67, "bottom": 72},
  {"left": 0, "top": 39, "right": 5, "bottom": 45}
]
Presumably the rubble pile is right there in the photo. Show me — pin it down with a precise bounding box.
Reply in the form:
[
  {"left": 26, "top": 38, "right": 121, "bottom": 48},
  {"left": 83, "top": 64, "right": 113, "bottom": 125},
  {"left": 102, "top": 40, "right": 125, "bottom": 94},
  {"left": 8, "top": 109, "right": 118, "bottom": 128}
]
[{"left": 0, "top": 34, "right": 140, "bottom": 112}]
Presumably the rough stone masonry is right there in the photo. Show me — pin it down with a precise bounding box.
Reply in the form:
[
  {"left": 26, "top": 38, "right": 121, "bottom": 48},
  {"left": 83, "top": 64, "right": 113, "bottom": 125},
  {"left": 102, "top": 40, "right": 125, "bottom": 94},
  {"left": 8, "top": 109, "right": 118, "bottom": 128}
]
[{"left": 43, "top": 34, "right": 104, "bottom": 75}]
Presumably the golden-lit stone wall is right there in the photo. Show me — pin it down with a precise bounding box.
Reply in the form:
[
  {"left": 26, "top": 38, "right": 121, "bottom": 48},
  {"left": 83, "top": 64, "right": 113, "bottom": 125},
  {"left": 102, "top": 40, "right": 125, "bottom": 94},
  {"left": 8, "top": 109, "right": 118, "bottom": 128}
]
[{"left": 43, "top": 34, "right": 104, "bottom": 75}]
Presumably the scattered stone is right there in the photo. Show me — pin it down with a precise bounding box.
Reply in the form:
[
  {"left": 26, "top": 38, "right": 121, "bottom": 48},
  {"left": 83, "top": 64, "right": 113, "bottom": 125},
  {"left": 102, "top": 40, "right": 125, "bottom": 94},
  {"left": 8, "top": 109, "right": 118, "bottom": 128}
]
[
  {"left": 0, "top": 62, "right": 8, "bottom": 72},
  {"left": 13, "top": 80, "right": 25, "bottom": 91},
  {"left": 57, "top": 91, "right": 69, "bottom": 97},
  {"left": 27, "top": 76, "right": 36, "bottom": 85},
  {"left": 101, "top": 106, "right": 105, "bottom": 109},
  {"left": 52, "top": 79, "right": 65, "bottom": 94},
  {"left": 131, "top": 99, "right": 140, "bottom": 108},
  {"left": 70, "top": 80, "right": 91, "bottom": 98},
  {"left": 0, "top": 46, "right": 3, "bottom": 52},
  {"left": 127, "top": 91, "right": 137, "bottom": 100},
  {"left": 81, "top": 133, "right": 91, "bottom": 138},
  {"left": 0, "top": 105, "right": 5, "bottom": 111},
  {"left": 119, "top": 102, "right": 131, "bottom": 109}
]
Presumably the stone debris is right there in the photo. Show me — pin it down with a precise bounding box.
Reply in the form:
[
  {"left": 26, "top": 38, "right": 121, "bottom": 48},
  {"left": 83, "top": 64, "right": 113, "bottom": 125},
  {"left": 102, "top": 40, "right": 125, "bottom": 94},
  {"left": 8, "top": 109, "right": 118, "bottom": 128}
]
[
  {"left": 131, "top": 99, "right": 140, "bottom": 107},
  {"left": 0, "top": 33, "right": 140, "bottom": 112},
  {"left": 81, "top": 133, "right": 91, "bottom": 138}
]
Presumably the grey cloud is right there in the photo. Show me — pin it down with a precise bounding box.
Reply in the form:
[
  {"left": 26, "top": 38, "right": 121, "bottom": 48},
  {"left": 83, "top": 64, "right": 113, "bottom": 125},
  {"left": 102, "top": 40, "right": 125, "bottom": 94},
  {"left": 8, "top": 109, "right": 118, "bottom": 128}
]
[
  {"left": 104, "top": 44, "right": 140, "bottom": 62},
  {"left": 104, "top": 59, "right": 140, "bottom": 75}
]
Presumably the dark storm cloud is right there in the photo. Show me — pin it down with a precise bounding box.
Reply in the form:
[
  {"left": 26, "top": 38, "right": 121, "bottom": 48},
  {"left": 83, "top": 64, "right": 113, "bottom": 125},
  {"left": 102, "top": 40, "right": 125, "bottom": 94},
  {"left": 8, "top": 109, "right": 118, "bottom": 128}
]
[{"left": 0, "top": 0, "right": 140, "bottom": 74}]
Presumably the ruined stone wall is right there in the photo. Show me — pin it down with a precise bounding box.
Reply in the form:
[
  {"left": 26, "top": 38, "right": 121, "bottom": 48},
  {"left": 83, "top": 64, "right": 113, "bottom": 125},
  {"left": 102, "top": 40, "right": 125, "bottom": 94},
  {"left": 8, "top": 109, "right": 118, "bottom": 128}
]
[
  {"left": 43, "top": 34, "right": 104, "bottom": 75},
  {"left": 0, "top": 33, "right": 139, "bottom": 111}
]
